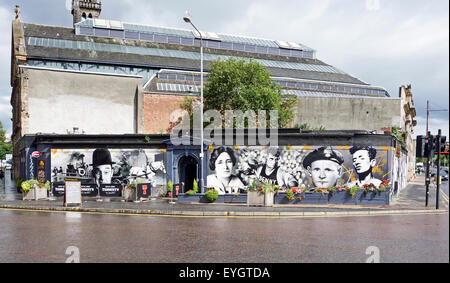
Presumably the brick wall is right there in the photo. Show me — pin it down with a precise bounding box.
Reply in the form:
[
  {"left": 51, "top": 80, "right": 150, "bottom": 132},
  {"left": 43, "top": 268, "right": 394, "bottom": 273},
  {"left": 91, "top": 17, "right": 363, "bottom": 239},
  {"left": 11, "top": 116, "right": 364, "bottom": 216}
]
[{"left": 144, "top": 93, "right": 190, "bottom": 134}]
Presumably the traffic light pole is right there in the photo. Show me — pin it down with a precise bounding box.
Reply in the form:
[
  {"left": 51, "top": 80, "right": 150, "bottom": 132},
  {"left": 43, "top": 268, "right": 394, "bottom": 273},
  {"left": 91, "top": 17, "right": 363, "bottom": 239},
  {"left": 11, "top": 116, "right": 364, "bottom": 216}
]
[
  {"left": 436, "top": 129, "right": 441, "bottom": 210},
  {"left": 425, "top": 131, "right": 431, "bottom": 207}
]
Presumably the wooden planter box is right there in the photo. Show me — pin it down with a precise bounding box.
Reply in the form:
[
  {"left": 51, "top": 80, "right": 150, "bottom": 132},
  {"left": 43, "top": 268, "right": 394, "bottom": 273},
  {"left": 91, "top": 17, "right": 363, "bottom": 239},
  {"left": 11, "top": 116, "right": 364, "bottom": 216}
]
[
  {"left": 224, "top": 194, "right": 247, "bottom": 203},
  {"left": 264, "top": 191, "right": 274, "bottom": 207},
  {"left": 297, "top": 192, "right": 328, "bottom": 204},
  {"left": 355, "top": 190, "right": 390, "bottom": 206},
  {"left": 247, "top": 191, "right": 265, "bottom": 206},
  {"left": 274, "top": 192, "right": 300, "bottom": 204},
  {"left": 23, "top": 186, "right": 48, "bottom": 201},
  {"left": 328, "top": 190, "right": 356, "bottom": 205},
  {"left": 123, "top": 187, "right": 137, "bottom": 202}
]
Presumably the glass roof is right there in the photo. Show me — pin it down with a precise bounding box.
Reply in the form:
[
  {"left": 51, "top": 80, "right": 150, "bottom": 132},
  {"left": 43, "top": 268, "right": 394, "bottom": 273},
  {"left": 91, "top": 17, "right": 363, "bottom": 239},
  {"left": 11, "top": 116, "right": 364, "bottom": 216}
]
[
  {"left": 28, "top": 36, "right": 342, "bottom": 74},
  {"left": 76, "top": 19, "right": 315, "bottom": 51}
]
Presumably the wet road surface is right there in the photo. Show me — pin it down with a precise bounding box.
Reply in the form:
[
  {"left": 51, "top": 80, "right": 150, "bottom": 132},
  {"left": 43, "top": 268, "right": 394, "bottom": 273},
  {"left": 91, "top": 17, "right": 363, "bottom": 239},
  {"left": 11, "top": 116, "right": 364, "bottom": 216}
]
[{"left": 0, "top": 209, "right": 448, "bottom": 263}]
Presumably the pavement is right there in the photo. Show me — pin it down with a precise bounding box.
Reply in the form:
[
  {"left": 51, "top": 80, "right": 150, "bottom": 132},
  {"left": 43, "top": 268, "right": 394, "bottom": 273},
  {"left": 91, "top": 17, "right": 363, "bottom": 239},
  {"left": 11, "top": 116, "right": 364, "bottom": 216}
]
[{"left": 0, "top": 172, "right": 448, "bottom": 217}]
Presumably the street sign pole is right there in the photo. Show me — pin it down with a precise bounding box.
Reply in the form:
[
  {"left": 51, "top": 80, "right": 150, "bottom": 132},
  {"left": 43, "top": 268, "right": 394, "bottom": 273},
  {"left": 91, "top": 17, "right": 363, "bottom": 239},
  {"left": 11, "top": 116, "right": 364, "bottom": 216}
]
[
  {"left": 425, "top": 132, "right": 431, "bottom": 207},
  {"left": 436, "top": 129, "right": 441, "bottom": 210}
]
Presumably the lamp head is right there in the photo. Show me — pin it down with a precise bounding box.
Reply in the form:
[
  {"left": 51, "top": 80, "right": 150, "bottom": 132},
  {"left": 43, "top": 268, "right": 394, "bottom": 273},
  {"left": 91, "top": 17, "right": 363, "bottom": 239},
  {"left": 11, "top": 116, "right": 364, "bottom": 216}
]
[{"left": 183, "top": 11, "right": 191, "bottom": 23}]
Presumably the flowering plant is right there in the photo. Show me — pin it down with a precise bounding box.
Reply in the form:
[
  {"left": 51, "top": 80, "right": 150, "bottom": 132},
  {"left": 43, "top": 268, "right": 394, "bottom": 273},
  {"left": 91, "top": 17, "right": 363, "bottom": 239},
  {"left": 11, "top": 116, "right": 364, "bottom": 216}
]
[
  {"left": 336, "top": 186, "right": 349, "bottom": 192},
  {"left": 285, "top": 188, "right": 296, "bottom": 201},
  {"left": 362, "top": 183, "right": 378, "bottom": 194},
  {"left": 247, "top": 179, "right": 273, "bottom": 194},
  {"left": 349, "top": 186, "right": 360, "bottom": 198},
  {"left": 313, "top": 187, "right": 330, "bottom": 194},
  {"left": 21, "top": 179, "right": 50, "bottom": 192},
  {"left": 378, "top": 180, "right": 390, "bottom": 191}
]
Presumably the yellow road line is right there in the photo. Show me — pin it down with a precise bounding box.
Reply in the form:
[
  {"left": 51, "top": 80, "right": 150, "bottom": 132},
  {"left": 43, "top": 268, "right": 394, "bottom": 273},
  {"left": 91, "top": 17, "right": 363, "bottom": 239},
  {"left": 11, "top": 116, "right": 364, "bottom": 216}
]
[
  {"left": 0, "top": 207, "right": 447, "bottom": 219},
  {"left": 440, "top": 190, "right": 449, "bottom": 203}
]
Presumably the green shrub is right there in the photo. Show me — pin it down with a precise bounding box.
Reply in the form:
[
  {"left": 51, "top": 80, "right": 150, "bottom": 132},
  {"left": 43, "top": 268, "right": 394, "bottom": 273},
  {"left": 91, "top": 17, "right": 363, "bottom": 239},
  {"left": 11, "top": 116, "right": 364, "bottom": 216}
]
[
  {"left": 167, "top": 180, "right": 173, "bottom": 192},
  {"left": 205, "top": 189, "right": 219, "bottom": 202},
  {"left": 21, "top": 179, "right": 39, "bottom": 192}
]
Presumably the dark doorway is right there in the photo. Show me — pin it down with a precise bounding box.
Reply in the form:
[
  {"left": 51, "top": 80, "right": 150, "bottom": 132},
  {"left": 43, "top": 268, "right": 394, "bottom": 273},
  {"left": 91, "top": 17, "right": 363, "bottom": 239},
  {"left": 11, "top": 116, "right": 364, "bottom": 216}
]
[{"left": 178, "top": 156, "right": 198, "bottom": 193}]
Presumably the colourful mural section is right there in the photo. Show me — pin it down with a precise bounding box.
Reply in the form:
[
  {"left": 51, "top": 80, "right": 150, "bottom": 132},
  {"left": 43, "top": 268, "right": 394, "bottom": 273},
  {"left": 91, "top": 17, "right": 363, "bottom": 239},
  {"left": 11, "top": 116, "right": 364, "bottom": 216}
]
[
  {"left": 206, "top": 146, "right": 392, "bottom": 195},
  {"left": 51, "top": 148, "right": 167, "bottom": 196}
]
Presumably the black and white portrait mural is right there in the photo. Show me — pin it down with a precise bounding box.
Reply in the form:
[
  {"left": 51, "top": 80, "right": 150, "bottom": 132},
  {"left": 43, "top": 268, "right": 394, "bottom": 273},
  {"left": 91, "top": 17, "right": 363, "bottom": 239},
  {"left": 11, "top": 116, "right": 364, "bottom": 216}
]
[
  {"left": 51, "top": 148, "right": 167, "bottom": 196},
  {"left": 207, "top": 145, "right": 391, "bottom": 194}
]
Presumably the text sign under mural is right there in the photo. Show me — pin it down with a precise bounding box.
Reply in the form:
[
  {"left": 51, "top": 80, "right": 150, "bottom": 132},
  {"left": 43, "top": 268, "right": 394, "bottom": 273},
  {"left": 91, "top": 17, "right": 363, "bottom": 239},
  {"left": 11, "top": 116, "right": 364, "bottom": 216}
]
[
  {"left": 206, "top": 145, "right": 391, "bottom": 195},
  {"left": 51, "top": 148, "right": 167, "bottom": 196}
]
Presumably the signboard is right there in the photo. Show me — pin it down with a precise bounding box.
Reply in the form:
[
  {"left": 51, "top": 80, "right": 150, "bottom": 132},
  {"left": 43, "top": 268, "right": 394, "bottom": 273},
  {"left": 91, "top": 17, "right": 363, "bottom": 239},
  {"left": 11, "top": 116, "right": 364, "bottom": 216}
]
[
  {"left": 53, "top": 183, "right": 98, "bottom": 197},
  {"left": 174, "top": 183, "right": 183, "bottom": 196},
  {"left": 64, "top": 179, "right": 82, "bottom": 207},
  {"left": 31, "top": 151, "right": 41, "bottom": 158},
  {"left": 137, "top": 183, "right": 152, "bottom": 199},
  {"left": 99, "top": 184, "right": 122, "bottom": 197}
]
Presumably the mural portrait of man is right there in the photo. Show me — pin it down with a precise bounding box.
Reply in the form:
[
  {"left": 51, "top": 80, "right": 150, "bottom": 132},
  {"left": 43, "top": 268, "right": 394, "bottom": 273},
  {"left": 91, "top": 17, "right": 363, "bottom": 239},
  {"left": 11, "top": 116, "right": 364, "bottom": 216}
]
[
  {"left": 302, "top": 147, "right": 344, "bottom": 189},
  {"left": 256, "top": 147, "right": 298, "bottom": 188},
  {"left": 207, "top": 146, "right": 245, "bottom": 194},
  {"left": 91, "top": 148, "right": 115, "bottom": 187},
  {"left": 348, "top": 146, "right": 382, "bottom": 187}
]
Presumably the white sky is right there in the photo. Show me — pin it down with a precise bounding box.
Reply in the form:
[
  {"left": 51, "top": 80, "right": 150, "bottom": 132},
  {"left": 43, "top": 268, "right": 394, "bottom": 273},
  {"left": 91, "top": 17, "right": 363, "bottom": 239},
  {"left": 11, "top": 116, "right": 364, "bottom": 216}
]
[{"left": 0, "top": 0, "right": 448, "bottom": 139}]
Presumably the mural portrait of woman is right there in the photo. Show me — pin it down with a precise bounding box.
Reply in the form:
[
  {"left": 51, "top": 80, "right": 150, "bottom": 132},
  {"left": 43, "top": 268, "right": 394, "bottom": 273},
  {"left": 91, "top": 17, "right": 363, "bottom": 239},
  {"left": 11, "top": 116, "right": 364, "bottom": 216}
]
[{"left": 207, "top": 146, "right": 245, "bottom": 195}]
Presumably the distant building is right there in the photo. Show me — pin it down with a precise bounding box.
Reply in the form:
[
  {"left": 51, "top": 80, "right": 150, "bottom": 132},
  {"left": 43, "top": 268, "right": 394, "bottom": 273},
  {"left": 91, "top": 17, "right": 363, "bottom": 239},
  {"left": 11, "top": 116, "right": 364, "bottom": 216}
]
[{"left": 9, "top": 2, "right": 412, "bottom": 188}]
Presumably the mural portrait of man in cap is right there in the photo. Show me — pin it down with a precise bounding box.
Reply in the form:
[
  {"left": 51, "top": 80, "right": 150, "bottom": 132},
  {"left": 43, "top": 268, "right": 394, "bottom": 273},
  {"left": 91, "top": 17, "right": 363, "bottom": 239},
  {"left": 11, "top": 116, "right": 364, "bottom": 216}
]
[
  {"left": 302, "top": 147, "right": 344, "bottom": 189},
  {"left": 91, "top": 148, "right": 115, "bottom": 187},
  {"left": 348, "top": 146, "right": 382, "bottom": 187}
]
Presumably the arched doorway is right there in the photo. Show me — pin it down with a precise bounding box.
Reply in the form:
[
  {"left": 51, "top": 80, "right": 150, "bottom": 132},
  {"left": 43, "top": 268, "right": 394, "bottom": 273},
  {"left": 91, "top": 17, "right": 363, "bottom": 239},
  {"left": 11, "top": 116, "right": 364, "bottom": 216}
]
[{"left": 178, "top": 156, "right": 198, "bottom": 193}]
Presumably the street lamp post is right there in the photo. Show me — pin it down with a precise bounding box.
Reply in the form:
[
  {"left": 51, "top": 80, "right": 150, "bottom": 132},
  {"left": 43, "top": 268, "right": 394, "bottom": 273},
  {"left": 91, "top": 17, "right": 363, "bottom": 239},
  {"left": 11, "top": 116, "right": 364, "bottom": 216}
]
[{"left": 184, "top": 12, "right": 204, "bottom": 192}]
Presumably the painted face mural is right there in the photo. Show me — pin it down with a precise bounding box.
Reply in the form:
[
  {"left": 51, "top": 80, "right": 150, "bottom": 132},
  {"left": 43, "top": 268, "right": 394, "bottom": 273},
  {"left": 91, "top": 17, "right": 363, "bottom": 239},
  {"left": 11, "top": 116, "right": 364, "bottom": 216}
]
[
  {"left": 207, "top": 145, "right": 391, "bottom": 192},
  {"left": 207, "top": 147, "right": 244, "bottom": 195},
  {"left": 309, "top": 160, "right": 342, "bottom": 188},
  {"left": 352, "top": 150, "right": 374, "bottom": 174},
  {"left": 215, "top": 152, "right": 233, "bottom": 179},
  {"left": 348, "top": 146, "right": 382, "bottom": 187}
]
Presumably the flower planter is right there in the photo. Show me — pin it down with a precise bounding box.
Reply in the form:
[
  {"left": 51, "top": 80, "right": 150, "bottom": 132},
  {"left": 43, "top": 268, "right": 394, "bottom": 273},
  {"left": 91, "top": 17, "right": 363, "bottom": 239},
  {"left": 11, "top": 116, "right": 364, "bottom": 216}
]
[
  {"left": 274, "top": 192, "right": 298, "bottom": 204},
  {"left": 356, "top": 190, "right": 390, "bottom": 206},
  {"left": 297, "top": 192, "right": 328, "bottom": 204},
  {"left": 177, "top": 193, "right": 203, "bottom": 203},
  {"left": 264, "top": 191, "right": 274, "bottom": 207},
  {"left": 247, "top": 191, "right": 265, "bottom": 206},
  {"left": 328, "top": 190, "right": 356, "bottom": 205},
  {"left": 274, "top": 192, "right": 300, "bottom": 204},
  {"left": 201, "top": 194, "right": 226, "bottom": 203},
  {"left": 224, "top": 194, "right": 247, "bottom": 203},
  {"left": 123, "top": 187, "right": 137, "bottom": 202},
  {"left": 23, "top": 186, "right": 48, "bottom": 201}
]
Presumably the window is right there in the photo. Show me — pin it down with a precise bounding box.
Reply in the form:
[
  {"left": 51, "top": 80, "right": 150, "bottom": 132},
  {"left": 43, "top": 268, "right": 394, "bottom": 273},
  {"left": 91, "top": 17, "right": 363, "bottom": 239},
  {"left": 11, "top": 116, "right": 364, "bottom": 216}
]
[
  {"left": 233, "top": 43, "right": 245, "bottom": 52},
  {"left": 168, "top": 36, "right": 180, "bottom": 45},
  {"left": 206, "top": 40, "right": 220, "bottom": 49},
  {"left": 125, "top": 31, "right": 139, "bottom": 40},
  {"left": 82, "top": 13, "right": 87, "bottom": 20},
  {"left": 180, "top": 37, "right": 194, "bottom": 46},
  {"left": 154, "top": 34, "right": 168, "bottom": 43},
  {"left": 94, "top": 28, "right": 109, "bottom": 37},
  {"left": 140, "top": 33, "right": 153, "bottom": 41}
]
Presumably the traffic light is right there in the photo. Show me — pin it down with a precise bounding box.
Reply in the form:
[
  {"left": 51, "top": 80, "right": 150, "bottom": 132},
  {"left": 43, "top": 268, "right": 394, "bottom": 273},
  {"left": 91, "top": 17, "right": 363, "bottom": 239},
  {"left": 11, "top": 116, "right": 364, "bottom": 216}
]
[
  {"left": 416, "top": 135, "right": 426, "bottom": 158},
  {"left": 426, "top": 135, "right": 435, "bottom": 159},
  {"left": 439, "top": 136, "right": 447, "bottom": 153}
]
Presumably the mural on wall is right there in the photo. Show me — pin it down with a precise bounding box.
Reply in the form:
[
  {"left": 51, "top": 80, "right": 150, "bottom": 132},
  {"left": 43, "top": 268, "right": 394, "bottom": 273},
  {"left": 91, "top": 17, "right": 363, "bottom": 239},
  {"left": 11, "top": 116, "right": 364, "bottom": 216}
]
[
  {"left": 207, "top": 145, "right": 391, "bottom": 195},
  {"left": 51, "top": 148, "right": 167, "bottom": 196}
]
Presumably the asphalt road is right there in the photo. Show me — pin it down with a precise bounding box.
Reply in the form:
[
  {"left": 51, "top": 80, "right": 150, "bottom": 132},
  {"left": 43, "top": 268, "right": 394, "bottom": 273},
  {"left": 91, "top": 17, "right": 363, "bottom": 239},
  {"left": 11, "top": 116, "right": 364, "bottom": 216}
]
[{"left": 0, "top": 209, "right": 447, "bottom": 263}]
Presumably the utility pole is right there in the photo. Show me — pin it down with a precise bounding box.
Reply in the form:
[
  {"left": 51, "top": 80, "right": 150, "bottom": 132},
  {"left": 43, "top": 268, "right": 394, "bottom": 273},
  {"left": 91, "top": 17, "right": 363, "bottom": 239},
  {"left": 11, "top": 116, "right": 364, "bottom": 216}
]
[
  {"left": 436, "top": 129, "right": 441, "bottom": 210},
  {"left": 425, "top": 131, "right": 431, "bottom": 206}
]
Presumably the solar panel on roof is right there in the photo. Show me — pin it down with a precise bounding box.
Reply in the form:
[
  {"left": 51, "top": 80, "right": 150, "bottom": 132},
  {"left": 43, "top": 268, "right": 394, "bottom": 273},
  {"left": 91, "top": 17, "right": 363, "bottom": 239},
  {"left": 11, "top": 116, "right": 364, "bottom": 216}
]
[
  {"left": 288, "top": 42, "right": 303, "bottom": 50},
  {"left": 275, "top": 40, "right": 291, "bottom": 49},
  {"left": 94, "top": 19, "right": 108, "bottom": 28},
  {"left": 109, "top": 20, "right": 124, "bottom": 30}
]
